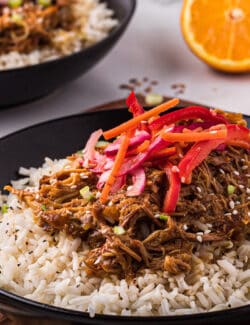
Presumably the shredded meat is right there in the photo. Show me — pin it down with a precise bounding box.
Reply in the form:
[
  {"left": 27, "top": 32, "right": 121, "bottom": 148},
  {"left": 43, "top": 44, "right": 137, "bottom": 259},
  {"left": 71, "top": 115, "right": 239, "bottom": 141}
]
[
  {"left": 6, "top": 147, "right": 250, "bottom": 278},
  {"left": 0, "top": 0, "right": 74, "bottom": 54}
]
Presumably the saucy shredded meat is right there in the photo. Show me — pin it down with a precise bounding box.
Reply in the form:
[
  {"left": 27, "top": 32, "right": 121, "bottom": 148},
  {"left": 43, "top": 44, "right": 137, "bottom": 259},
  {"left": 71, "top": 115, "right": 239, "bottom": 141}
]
[
  {"left": 0, "top": 0, "right": 73, "bottom": 54},
  {"left": 5, "top": 97, "right": 250, "bottom": 278},
  {"left": 6, "top": 146, "right": 250, "bottom": 278}
]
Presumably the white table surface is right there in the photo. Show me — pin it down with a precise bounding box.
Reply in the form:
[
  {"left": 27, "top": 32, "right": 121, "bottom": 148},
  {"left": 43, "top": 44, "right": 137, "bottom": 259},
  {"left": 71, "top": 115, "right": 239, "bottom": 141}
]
[{"left": 0, "top": 0, "right": 249, "bottom": 138}]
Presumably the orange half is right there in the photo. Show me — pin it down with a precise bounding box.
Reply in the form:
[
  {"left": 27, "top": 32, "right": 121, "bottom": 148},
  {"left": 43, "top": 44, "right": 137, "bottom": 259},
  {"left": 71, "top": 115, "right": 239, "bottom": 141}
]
[{"left": 181, "top": 0, "right": 250, "bottom": 72}]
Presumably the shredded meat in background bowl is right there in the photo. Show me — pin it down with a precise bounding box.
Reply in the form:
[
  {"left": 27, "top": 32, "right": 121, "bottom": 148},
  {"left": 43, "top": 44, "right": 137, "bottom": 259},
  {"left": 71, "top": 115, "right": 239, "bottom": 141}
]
[
  {"left": 0, "top": 0, "right": 118, "bottom": 69},
  {"left": 6, "top": 93, "right": 250, "bottom": 280}
]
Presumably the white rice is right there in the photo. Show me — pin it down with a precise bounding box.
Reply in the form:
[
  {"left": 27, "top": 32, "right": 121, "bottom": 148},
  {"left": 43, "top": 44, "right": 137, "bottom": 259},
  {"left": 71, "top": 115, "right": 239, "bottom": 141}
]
[
  {"left": 0, "top": 0, "right": 118, "bottom": 70},
  {"left": 0, "top": 157, "right": 249, "bottom": 317}
]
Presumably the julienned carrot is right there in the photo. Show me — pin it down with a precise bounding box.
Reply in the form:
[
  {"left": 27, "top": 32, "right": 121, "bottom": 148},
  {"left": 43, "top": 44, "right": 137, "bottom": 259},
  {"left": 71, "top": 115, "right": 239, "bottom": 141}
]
[
  {"left": 103, "top": 98, "right": 179, "bottom": 140},
  {"left": 150, "top": 147, "right": 177, "bottom": 158},
  {"left": 100, "top": 131, "right": 132, "bottom": 203},
  {"left": 161, "top": 128, "right": 227, "bottom": 142},
  {"left": 127, "top": 140, "right": 150, "bottom": 156}
]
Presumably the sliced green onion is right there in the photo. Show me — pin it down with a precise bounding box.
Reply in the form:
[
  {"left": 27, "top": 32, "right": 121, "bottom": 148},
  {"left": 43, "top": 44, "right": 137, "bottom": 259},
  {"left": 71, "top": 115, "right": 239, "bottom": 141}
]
[
  {"left": 41, "top": 204, "right": 47, "bottom": 211},
  {"left": 80, "top": 186, "right": 94, "bottom": 201},
  {"left": 8, "top": 0, "right": 22, "bottom": 9},
  {"left": 159, "top": 214, "right": 169, "bottom": 221},
  {"left": 38, "top": 0, "right": 52, "bottom": 7},
  {"left": 11, "top": 13, "right": 23, "bottom": 24},
  {"left": 145, "top": 93, "right": 163, "bottom": 106},
  {"left": 1, "top": 204, "right": 9, "bottom": 214},
  {"left": 95, "top": 141, "right": 110, "bottom": 149},
  {"left": 227, "top": 185, "right": 235, "bottom": 195},
  {"left": 113, "top": 226, "right": 126, "bottom": 235},
  {"left": 77, "top": 150, "right": 83, "bottom": 156}
]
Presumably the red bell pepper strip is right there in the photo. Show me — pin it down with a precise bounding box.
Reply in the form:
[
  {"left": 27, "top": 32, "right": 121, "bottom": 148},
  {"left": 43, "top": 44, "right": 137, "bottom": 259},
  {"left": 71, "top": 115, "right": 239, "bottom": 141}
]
[
  {"left": 149, "top": 106, "right": 229, "bottom": 131},
  {"left": 178, "top": 124, "right": 250, "bottom": 184},
  {"left": 126, "top": 91, "right": 144, "bottom": 117},
  {"left": 226, "top": 124, "right": 249, "bottom": 142},
  {"left": 178, "top": 139, "right": 225, "bottom": 184},
  {"left": 163, "top": 163, "right": 181, "bottom": 213}
]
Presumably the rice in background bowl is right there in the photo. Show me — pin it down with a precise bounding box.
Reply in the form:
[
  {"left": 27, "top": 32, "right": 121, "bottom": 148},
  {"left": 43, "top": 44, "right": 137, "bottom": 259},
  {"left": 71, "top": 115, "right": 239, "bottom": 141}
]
[{"left": 0, "top": 0, "right": 118, "bottom": 70}]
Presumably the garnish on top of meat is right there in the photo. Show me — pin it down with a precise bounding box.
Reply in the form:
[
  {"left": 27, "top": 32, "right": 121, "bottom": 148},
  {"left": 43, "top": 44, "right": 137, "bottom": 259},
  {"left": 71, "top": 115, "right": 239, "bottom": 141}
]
[
  {"left": 6, "top": 93, "right": 250, "bottom": 278},
  {"left": 0, "top": 0, "right": 74, "bottom": 54}
]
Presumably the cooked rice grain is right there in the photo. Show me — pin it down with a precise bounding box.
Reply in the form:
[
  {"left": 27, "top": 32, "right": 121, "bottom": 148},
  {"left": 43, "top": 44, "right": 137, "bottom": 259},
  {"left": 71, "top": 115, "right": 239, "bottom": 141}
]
[
  {"left": 0, "top": 0, "right": 118, "bottom": 70},
  {"left": 0, "top": 158, "right": 249, "bottom": 317}
]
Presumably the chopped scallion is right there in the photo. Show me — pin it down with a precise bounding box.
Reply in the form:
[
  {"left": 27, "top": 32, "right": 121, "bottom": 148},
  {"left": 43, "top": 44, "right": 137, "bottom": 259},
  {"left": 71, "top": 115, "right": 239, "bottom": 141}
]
[
  {"left": 11, "top": 13, "right": 23, "bottom": 24},
  {"left": 38, "top": 0, "right": 52, "bottom": 7},
  {"left": 8, "top": 0, "right": 22, "bottom": 8},
  {"left": 77, "top": 150, "right": 83, "bottom": 156},
  {"left": 1, "top": 204, "right": 9, "bottom": 214},
  {"left": 113, "top": 226, "right": 126, "bottom": 235},
  {"left": 159, "top": 214, "right": 169, "bottom": 221},
  {"left": 80, "top": 186, "right": 94, "bottom": 201},
  {"left": 145, "top": 93, "right": 163, "bottom": 106},
  {"left": 95, "top": 141, "right": 110, "bottom": 149},
  {"left": 227, "top": 185, "right": 235, "bottom": 195},
  {"left": 41, "top": 204, "right": 47, "bottom": 211}
]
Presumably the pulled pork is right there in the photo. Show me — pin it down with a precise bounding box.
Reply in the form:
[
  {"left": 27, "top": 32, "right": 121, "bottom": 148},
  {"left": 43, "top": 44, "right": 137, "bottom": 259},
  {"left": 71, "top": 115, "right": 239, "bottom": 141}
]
[
  {"left": 6, "top": 146, "right": 250, "bottom": 278},
  {"left": 0, "top": 0, "right": 74, "bottom": 54}
]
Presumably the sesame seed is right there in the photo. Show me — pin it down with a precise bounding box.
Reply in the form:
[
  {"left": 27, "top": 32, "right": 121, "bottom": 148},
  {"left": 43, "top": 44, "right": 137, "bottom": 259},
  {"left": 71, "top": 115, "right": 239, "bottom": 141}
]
[
  {"left": 224, "top": 213, "right": 232, "bottom": 216},
  {"left": 183, "top": 224, "right": 188, "bottom": 231},
  {"left": 240, "top": 158, "right": 245, "bottom": 162},
  {"left": 80, "top": 173, "right": 88, "bottom": 179},
  {"left": 239, "top": 184, "right": 244, "bottom": 189},
  {"left": 247, "top": 197, "right": 250, "bottom": 201},
  {"left": 196, "top": 232, "right": 203, "bottom": 236},
  {"left": 247, "top": 188, "right": 250, "bottom": 194},
  {"left": 233, "top": 171, "right": 240, "bottom": 176},
  {"left": 232, "top": 210, "right": 238, "bottom": 215},
  {"left": 219, "top": 168, "right": 225, "bottom": 175},
  {"left": 204, "top": 229, "right": 211, "bottom": 234},
  {"left": 127, "top": 186, "right": 133, "bottom": 191},
  {"left": 248, "top": 212, "right": 250, "bottom": 217},
  {"left": 70, "top": 185, "right": 77, "bottom": 189},
  {"left": 196, "top": 186, "right": 202, "bottom": 193},
  {"left": 108, "top": 201, "right": 113, "bottom": 206},
  {"left": 242, "top": 165, "right": 248, "bottom": 170},
  {"left": 246, "top": 174, "right": 250, "bottom": 178},
  {"left": 209, "top": 130, "right": 218, "bottom": 134},
  {"left": 181, "top": 177, "right": 185, "bottom": 183},
  {"left": 154, "top": 214, "right": 160, "bottom": 219},
  {"left": 235, "top": 201, "right": 240, "bottom": 205},
  {"left": 85, "top": 210, "right": 91, "bottom": 214},
  {"left": 197, "top": 235, "right": 203, "bottom": 243},
  {"left": 35, "top": 194, "right": 40, "bottom": 200},
  {"left": 229, "top": 200, "right": 235, "bottom": 209},
  {"left": 50, "top": 179, "right": 56, "bottom": 185}
]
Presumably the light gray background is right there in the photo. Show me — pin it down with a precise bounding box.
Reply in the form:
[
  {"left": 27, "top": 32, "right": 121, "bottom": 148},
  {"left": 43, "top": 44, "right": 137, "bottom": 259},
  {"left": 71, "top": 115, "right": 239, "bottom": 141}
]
[{"left": 0, "top": 0, "right": 249, "bottom": 138}]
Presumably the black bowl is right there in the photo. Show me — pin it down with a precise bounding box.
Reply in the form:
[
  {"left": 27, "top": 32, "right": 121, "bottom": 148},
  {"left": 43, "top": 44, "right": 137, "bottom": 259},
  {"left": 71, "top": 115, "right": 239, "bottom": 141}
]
[
  {"left": 0, "top": 108, "right": 249, "bottom": 324},
  {"left": 0, "top": 0, "right": 136, "bottom": 108}
]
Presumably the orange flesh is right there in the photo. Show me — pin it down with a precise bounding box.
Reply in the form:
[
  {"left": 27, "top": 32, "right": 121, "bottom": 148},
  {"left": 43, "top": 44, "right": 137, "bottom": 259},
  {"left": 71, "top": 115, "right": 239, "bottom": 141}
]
[{"left": 181, "top": 0, "right": 250, "bottom": 72}]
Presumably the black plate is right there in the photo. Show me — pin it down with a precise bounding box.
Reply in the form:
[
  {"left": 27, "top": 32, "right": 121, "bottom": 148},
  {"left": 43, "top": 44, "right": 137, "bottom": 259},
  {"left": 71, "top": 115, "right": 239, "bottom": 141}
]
[
  {"left": 0, "top": 0, "right": 136, "bottom": 107},
  {"left": 0, "top": 109, "right": 249, "bottom": 324}
]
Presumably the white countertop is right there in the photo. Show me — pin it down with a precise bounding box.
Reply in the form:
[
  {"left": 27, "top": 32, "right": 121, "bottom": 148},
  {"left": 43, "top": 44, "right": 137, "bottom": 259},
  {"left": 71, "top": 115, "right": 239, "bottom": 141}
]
[{"left": 0, "top": 0, "right": 249, "bottom": 138}]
